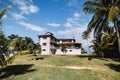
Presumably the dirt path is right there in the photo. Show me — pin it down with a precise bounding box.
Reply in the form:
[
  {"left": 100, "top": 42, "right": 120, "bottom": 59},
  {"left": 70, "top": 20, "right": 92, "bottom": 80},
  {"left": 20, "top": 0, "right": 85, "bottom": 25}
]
[
  {"left": 61, "top": 66, "right": 95, "bottom": 70},
  {"left": 41, "top": 65, "right": 105, "bottom": 71}
]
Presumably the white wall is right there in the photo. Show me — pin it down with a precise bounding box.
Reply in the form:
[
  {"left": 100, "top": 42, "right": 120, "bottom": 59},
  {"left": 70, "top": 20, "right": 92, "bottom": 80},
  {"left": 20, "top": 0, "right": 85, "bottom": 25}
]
[
  {"left": 40, "top": 37, "right": 51, "bottom": 55},
  {"left": 39, "top": 35, "right": 81, "bottom": 55},
  {"left": 56, "top": 48, "right": 81, "bottom": 55}
]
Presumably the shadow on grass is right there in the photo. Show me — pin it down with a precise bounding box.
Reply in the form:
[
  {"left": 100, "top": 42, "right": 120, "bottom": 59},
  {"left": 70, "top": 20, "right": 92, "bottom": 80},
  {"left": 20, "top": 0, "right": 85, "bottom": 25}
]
[
  {"left": 75, "top": 54, "right": 96, "bottom": 59},
  {"left": 75, "top": 55, "right": 88, "bottom": 58},
  {"left": 0, "top": 64, "right": 36, "bottom": 79},
  {"left": 111, "top": 58, "right": 120, "bottom": 62},
  {"left": 98, "top": 58, "right": 109, "bottom": 61},
  {"left": 105, "top": 63, "right": 120, "bottom": 72},
  {"left": 34, "top": 57, "right": 44, "bottom": 60}
]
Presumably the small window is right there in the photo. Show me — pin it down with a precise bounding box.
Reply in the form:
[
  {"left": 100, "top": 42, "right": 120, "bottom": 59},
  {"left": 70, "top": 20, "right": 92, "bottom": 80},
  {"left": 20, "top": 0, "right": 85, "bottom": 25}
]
[
  {"left": 70, "top": 50, "right": 72, "bottom": 52},
  {"left": 43, "top": 49, "right": 46, "bottom": 51},
  {"left": 42, "top": 43, "right": 47, "bottom": 46},
  {"left": 43, "top": 37, "right": 47, "bottom": 39}
]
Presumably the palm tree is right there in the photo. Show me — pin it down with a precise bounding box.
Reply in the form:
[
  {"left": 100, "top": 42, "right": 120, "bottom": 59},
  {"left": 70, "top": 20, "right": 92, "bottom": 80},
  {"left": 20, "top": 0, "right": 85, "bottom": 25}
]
[
  {"left": 0, "top": 6, "right": 12, "bottom": 27},
  {"left": 82, "top": 31, "right": 90, "bottom": 53},
  {"left": 0, "top": 6, "right": 11, "bottom": 67},
  {"left": 0, "top": 32, "right": 9, "bottom": 66},
  {"left": 0, "top": 37, "right": 29, "bottom": 67},
  {"left": 91, "top": 32, "right": 114, "bottom": 58},
  {"left": 83, "top": 0, "right": 120, "bottom": 59}
]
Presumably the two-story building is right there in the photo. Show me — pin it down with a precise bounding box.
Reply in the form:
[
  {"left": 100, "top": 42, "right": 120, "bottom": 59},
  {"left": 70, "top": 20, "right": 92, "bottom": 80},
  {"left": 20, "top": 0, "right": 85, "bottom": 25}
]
[{"left": 38, "top": 32, "right": 81, "bottom": 55}]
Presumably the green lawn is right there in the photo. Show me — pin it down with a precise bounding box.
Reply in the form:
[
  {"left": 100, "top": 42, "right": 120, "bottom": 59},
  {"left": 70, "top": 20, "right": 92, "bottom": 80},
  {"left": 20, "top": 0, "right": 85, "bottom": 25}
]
[{"left": 0, "top": 54, "right": 120, "bottom": 80}]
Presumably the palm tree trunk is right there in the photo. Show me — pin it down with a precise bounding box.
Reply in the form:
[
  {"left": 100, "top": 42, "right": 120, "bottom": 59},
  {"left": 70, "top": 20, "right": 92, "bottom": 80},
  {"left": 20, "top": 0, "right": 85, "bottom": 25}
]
[{"left": 114, "top": 20, "right": 120, "bottom": 60}]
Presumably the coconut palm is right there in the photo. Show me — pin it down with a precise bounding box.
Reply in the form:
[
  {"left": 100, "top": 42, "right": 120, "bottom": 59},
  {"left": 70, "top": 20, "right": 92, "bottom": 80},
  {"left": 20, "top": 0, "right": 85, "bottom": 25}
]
[
  {"left": 0, "top": 32, "right": 9, "bottom": 67},
  {"left": 0, "top": 6, "right": 11, "bottom": 27},
  {"left": 0, "top": 6, "right": 11, "bottom": 67},
  {"left": 91, "top": 32, "right": 114, "bottom": 58},
  {"left": 83, "top": 0, "right": 120, "bottom": 59},
  {"left": 0, "top": 37, "right": 29, "bottom": 67},
  {"left": 0, "top": 6, "right": 29, "bottom": 67}
]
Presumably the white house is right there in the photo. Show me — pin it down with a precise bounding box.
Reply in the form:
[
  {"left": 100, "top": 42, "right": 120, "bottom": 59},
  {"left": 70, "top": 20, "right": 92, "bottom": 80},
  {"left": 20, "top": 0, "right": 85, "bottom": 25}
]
[{"left": 38, "top": 32, "right": 81, "bottom": 55}]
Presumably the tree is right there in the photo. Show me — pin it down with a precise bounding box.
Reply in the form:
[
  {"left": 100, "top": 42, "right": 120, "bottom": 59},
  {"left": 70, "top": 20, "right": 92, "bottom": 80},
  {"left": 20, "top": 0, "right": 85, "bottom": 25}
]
[
  {"left": 0, "top": 31, "right": 9, "bottom": 66},
  {"left": 0, "top": 36, "right": 29, "bottom": 67},
  {"left": 61, "top": 45, "right": 67, "bottom": 54},
  {"left": 82, "top": 31, "right": 90, "bottom": 53},
  {"left": 33, "top": 43, "right": 41, "bottom": 56},
  {"left": 8, "top": 34, "right": 19, "bottom": 40},
  {"left": 0, "top": 6, "right": 29, "bottom": 67},
  {"left": 0, "top": 6, "right": 11, "bottom": 67},
  {"left": 9, "top": 37, "right": 22, "bottom": 53},
  {"left": 8, "top": 35, "right": 41, "bottom": 55},
  {"left": 24, "top": 37, "right": 35, "bottom": 54},
  {"left": 90, "top": 31, "right": 115, "bottom": 58},
  {"left": 83, "top": 0, "right": 120, "bottom": 59}
]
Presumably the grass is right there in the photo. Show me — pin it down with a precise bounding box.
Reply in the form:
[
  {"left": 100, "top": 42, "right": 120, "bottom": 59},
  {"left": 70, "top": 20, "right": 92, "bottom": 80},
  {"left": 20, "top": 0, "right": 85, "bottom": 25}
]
[{"left": 0, "top": 54, "right": 120, "bottom": 80}]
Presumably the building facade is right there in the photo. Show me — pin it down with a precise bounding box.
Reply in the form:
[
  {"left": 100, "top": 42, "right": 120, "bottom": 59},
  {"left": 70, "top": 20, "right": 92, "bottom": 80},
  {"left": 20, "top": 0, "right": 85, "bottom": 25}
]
[{"left": 38, "top": 32, "right": 81, "bottom": 55}]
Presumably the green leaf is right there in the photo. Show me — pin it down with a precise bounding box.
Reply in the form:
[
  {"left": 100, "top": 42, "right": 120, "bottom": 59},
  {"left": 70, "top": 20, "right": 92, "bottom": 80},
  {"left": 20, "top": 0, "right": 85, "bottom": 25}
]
[{"left": 0, "top": 5, "right": 12, "bottom": 19}]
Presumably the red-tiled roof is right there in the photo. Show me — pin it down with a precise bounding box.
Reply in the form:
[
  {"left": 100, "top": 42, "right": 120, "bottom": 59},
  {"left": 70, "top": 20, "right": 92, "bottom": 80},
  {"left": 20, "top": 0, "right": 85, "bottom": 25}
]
[
  {"left": 57, "top": 38, "right": 75, "bottom": 40},
  {"left": 57, "top": 42, "right": 81, "bottom": 45},
  {"left": 38, "top": 32, "right": 81, "bottom": 45}
]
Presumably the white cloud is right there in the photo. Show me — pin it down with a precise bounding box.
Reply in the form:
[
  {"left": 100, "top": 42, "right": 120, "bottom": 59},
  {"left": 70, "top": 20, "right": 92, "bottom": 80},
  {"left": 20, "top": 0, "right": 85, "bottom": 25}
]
[
  {"left": 64, "top": 12, "right": 80, "bottom": 28},
  {"left": 67, "top": 0, "right": 80, "bottom": 8},
  {"left": 73, "top": 12, "right": 80, "bottom": 17},
  {"left": 19, "top": 21, "right": 44, "bottom": 32},
  {"left": 58, "top": 23, "right": 87, "bottom": 38},
  {"left": 10, "top": 0, "right": 39, "bottom": 14},
  {"left": 47, "top": 23, "right": 61, "bottom": 27},
  {"left": 57, "top": 23, "right": 93, "bottom": 52},
  {"left": 29, "top": 5, "right": 39, "bottom": 13},
  {"left": 2, "top": 15, "right": 7, "bottom": 19},
  {"left": 12, "top": 13, "right": 26, "bottom": 20},
  {"left": 64, "top": 22, "right": 72, "bottom": 27}
]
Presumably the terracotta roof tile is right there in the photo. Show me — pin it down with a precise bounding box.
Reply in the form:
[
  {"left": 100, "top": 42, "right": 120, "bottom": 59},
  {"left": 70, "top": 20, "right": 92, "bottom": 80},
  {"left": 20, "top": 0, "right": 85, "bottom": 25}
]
[{"left": 57, "top": 42, "right": 81, "bottom": 45}]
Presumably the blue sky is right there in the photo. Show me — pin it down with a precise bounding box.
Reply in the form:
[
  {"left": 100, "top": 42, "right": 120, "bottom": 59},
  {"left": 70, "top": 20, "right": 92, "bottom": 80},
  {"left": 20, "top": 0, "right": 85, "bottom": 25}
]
[{"left": 0, "top": 0, "right": 93, "bottom": 52}]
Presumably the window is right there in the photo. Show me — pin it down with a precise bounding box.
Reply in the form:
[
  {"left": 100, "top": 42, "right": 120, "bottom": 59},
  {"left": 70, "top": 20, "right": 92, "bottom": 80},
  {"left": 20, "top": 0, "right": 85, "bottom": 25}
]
[
  {"left": 42, "top": 43, "right": 47, "bottom": 46},
  {"left": 43, "top": 49, "right": 46, "bottom": 51},
  {"left": 70, "top": 50, "right": 72, "bottom": 52},
  {"left": 43, "top": 37, "right": 47, "bottom": 39}
]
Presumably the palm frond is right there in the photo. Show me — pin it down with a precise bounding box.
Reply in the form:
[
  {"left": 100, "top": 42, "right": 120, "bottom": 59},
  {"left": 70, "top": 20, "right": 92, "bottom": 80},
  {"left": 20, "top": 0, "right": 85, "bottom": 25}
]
[
  {"left": 93, "top": 19, "right": 103, "bottom": 36},
  {"left": 0, "top": 54, "right": 7, "bottom": 67},
  {"left": 83, "top": 0, "right": 107, "bottom": 14},
  {"left": 0, "top": 5, "right": 12, "bottom": 20},
  {"left": 107, "top": 6, "right": 119, "bottom": 22},
  {"left": 82, "top": 31, "right": 90, "bottom": 40},
  {"left": 83, "top": 1, "right": 100, "bottom": 13},
  {"left": 6, "top": 50, "right": 29, "bottom": 65},
  {"left": 87, "top": 15, "right": 96, "bottom": 32}
]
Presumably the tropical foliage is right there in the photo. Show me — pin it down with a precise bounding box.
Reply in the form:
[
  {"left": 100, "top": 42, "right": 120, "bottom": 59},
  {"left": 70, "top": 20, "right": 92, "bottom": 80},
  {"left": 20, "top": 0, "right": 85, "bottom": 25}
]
[
  {"left": 0, "top": 6, "right": 11, "bottom": 67},
  {"left": 0, "top": 6, "right": 41, "bottom": 67},
  {"left": 90, "top": 29, "right": 116, "bottom": 58},
  {"left": 0, "top": 6, "right": 11, "bottom": 26},
  {"left": 61, "top": 45, "right": 67, "bottom": 53},
  {"left": 0, "top": 33, "right": 41, "bottom": 67},
  {"left": 83, "top": 0, "right": 120, "bottom": 58}
]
